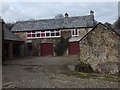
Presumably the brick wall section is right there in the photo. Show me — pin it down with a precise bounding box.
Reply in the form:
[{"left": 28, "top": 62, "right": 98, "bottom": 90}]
[{"left": 79, "top": 24, "right": 120, "bottom": 71}]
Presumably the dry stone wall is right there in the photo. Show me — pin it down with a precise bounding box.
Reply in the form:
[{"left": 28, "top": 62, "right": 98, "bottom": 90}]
[{"left": 80, "top": 24, "right": 120, "bottom": 74}]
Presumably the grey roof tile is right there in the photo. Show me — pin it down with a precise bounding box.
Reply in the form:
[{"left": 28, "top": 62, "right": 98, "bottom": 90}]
[
  {"left": 3, "top": 25, "right": 24, "bottom": 41},
  {"left": 11, "top": 15, "right": 94, "bottom": 32}
]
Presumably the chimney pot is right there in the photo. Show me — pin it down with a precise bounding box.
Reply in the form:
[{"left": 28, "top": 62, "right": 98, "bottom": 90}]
[
  {"left": 65, "top": 13, "right": 69, "bottom": 17},
  {"left": 90, "top": 10, "right": 94, "bottom": 15}
]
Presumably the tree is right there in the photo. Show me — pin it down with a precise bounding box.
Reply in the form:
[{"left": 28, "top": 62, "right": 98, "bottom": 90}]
[
  {"left": 113, "top": 17, "right": 120, "bottom": 33},
  {"left": 54, "top": 14, "right": 64, "bottom": 19},
  {"left": 6, "top": 23, "right": 14, "bottom": 30},
  {"left": 113, "top": 17, "right": 120, "bottom": 29},
  {"left": 54, "top": 37, "right": 68, "bottom": 56}
]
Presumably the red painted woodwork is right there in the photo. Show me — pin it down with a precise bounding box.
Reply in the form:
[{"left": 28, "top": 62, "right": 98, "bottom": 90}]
[
  {"left": 27, "top": 34, "right": 31, "bottom": 37},
  {"left": 37, "top": 33, "right": 40, "bottom": 37},
  {"left": 32, "top": 34, "right": 35, "bottom": 37},
  {"left": 41, "top": 33, "right": 45, "bottom": 37},
  {"left": 69, "top": 41, "right": 80, "bottom": 55},
  {"left": 41, "top": 43, "right": 53, "bottom": 56}
]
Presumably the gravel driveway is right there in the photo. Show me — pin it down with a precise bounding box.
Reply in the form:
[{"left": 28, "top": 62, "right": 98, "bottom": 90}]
[{"left": 2, "top": 56, "right": 119, "bottom": 88}]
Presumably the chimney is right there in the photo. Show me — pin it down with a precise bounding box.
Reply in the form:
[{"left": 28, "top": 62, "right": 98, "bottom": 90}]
[
  {"left": 90, "top": 10, "right": 94, "bottom": 15},
  {"left": 0, "top": 18, "right": 5, "bottom": 24},
  {"left": 65, "top": 13, "right": 69, "bottom": 17}
]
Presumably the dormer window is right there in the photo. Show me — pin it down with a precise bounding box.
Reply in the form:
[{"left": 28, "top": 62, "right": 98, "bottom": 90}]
[{"left": 71, "top": 29, "right": 79, "bottom": 36}]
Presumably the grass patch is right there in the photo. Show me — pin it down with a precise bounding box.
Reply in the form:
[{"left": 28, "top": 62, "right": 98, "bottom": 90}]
[
  {"left": 63, "top": 71, "right": 119, "bottom": 82},
  {"left": 98, "top": 75, "right": 120, "bottom": 82},
  {"left": 64, "top": 71, "right": 97, "bottom": 78}
]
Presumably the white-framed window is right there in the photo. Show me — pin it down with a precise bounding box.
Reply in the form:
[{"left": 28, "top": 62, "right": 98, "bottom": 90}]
[
  {"left": 27, "top": 31, "right": 36, "bottom": 38},
  {"left": 71, "top": 29, "right": 79, "bottom": 36},
  {"left": 27, "top": 30, "right": 61, "bottom": 39},
  {"left": 36, "top": 31, "right": 41, "bottom": 37},
  {"left": 46, "top": 31, "right": 51, "bottom": 37}
]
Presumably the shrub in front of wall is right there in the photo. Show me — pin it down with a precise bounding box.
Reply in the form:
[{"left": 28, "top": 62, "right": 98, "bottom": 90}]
[
  {"left": 54, "top": 37, "right": 68, "bottom": 56},
  {"left": 75, "top": 61, "right": 94, "bottom": 73}
]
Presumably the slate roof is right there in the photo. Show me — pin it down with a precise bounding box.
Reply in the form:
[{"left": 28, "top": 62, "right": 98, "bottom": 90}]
[
  {"left": 0, "top": 19, "right": 23, "bottom": 41},
  {"left": 11, "top": 15, "right": 94, "bottom": 32},
  {"left": 3, "top": 25, "right": 24, "bottom": 41}
]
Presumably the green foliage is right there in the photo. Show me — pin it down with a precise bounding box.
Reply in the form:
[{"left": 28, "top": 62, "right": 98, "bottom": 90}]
[
  {"left": 54, "top": 37, "right": 68, "bottom": 56},
  {"left": 114, "top": 17, "right": 120, "bottom": 29},
  {"left": 33, "top": 45, "right": 39, "bottom": 56},
  {"left": 33, "top": 42, "right": 40, "bottom": 56},
  {"left": 75, "top": 61, "right": 94, "bottom": 73},
  {"left": 6, "top": 23, "right": 14, "bottom": 30}
]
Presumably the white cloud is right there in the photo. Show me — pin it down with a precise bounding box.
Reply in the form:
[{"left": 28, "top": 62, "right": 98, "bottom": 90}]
[
  {"left": 0, "top": 3, "right": 2, "bottom": 17},
  {"left": 118, "top": 1, "right": 120, "bottom": 17},
  {"left": 1, "top": 2, "right": 118, "bottom": 24}
]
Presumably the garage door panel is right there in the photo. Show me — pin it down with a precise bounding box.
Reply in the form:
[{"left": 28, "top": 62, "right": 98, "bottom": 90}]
[
  {"left": 41, "top": 43, "right": 53, "bottom": 56},
  {"left": 69, "top": 42, "right": 80, "bottom": 55}
]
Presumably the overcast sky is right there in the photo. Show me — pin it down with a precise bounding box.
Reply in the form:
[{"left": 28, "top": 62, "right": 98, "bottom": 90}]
[{"left": 1, "top": 2, "right": 118, "bottom": 24}]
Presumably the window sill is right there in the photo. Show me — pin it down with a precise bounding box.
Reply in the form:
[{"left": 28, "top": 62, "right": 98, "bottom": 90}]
[
  {"left": 71, "top": 35, "right": 79, "bottom": 37},
  {"left": 27, "top": 36, "right": 61, "bottom": 39}
]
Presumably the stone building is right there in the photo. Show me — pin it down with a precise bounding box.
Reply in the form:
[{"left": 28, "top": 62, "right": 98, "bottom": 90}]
[
  {"left": 11, "top": 11, "right": 95, "bottom": 56},
  {"left": 79, "top": 23, "right": 120, "bottom": 74},
  {"left": 1, "top": 19, "right": 24, "bottom": 60}
]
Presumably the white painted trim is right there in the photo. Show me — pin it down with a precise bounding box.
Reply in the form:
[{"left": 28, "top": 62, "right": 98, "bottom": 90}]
[
  {"left": 27, "top": 36, "right": 60, "bottom": 39},
  {"left": 27, "top": 30, "right": 61, "bottom": 39},
  {"left": 71, "top": 29, "right": 79, "bottom": 37}
]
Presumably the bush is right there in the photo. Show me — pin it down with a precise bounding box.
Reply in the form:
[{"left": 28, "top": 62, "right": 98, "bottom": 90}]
[
  {"left": 75, "top": 61, "right": 94, "bottom": 73},
  {"left": 54, "top": 37, "right": 68, "bottom": 56}
]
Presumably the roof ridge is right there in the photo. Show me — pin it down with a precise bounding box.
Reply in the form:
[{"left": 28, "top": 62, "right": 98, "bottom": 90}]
[
  {"left": 16, "top": 15, "right": 93, "bottom": 23},
  {"left": 12, "top": 14, "right": 94, "bottom": 31},
  {"left": 79, "top": 22, "right": 120, "bottom": 42}
]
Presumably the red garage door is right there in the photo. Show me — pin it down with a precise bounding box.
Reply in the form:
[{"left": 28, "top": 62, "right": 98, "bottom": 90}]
[
  {"left": 69, "top": 41, "right": 80, "bottom": 55},
  {"left": 41, "top": 43, "right": 53, "bottom": 56}
]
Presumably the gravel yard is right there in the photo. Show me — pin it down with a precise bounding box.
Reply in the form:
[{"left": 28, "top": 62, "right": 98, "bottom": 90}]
[{"left": 2, "top": 56, "right": 119, "bottom": 88}]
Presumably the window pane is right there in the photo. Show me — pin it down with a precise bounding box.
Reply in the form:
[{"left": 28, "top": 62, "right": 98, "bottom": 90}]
[
  {"left": 72, "top": 30, "right": 74, "bottom": 35},
  {"left": 51, "top": 33, "right": 54, "bottom": 36},
  {"left": 56, "top": 32, "right": 59, "bottom": 36},
  {"left": 27, "top": 34, "right": 31, "bottom": 37},
  {"left": 37, "top": 34, "right": 40, "bottom": 37},
  {"left": 32, "top": 34, "right": 35, "bottom": 37},
  {"left": 51, "top": 30, "right": 54, "bottom": 32},
  {"left": 75, "top": 29, "right": 77, "bottom": 35},
  {"left": 46, "top": 33, "right": 50, "bottom": 36},
  {"left": 36, "top": 31, "right": 40, "bottom": 34},
  {"left": 41, "top": 33, "right": 45, "bottom": 37},
  {"left": 32, "top": 31, "right": 35, "bottom": 33},
  {"left": 41, "top": 31, "right": 45, "bottom": 32},
  {"left": 28, "top": 31, "right": 31, "bottom": 33}
]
